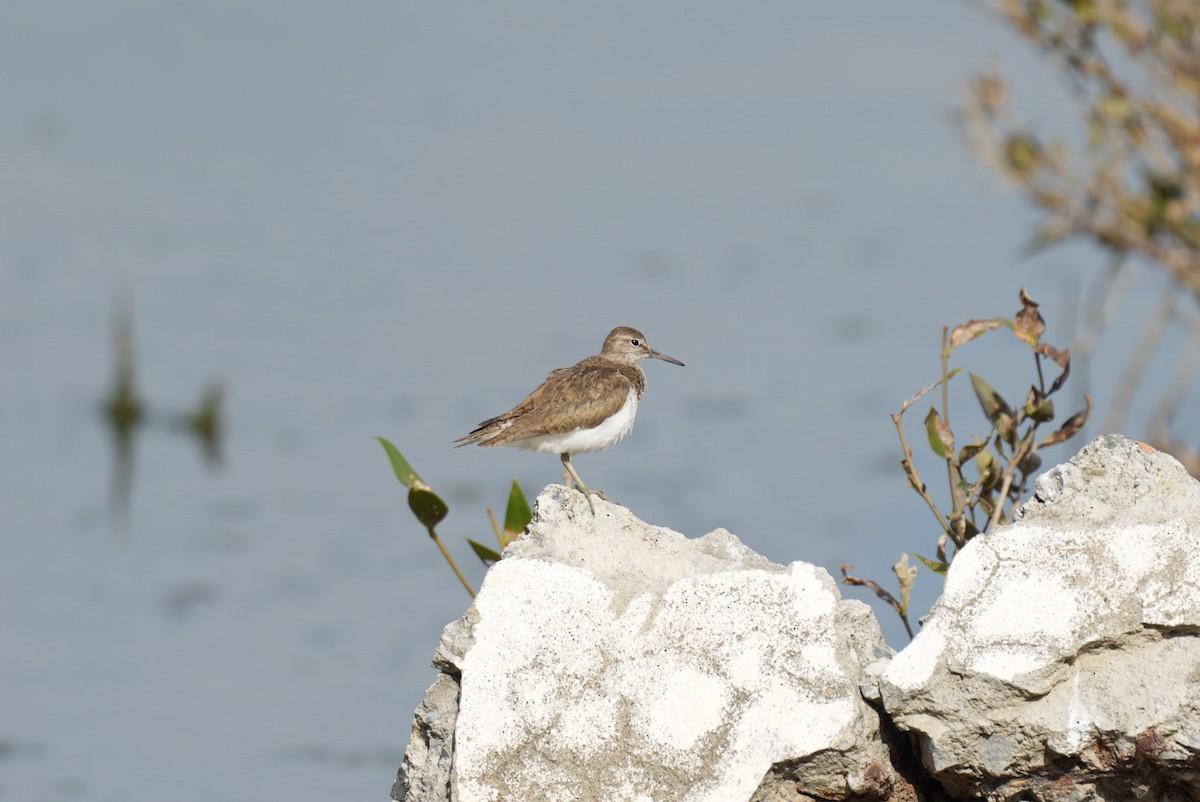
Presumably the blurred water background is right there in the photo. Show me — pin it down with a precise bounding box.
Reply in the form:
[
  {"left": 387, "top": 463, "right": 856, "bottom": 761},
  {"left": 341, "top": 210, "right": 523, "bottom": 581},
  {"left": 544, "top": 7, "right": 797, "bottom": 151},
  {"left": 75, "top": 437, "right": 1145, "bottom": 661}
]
[{"left": 2, "top": 3, "right": 1191, "bottom": 801}]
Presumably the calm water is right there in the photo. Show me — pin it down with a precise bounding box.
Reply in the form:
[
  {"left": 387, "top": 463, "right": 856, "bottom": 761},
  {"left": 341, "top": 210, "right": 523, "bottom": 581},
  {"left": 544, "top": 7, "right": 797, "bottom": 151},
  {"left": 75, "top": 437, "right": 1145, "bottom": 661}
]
[{"left": 1, "top": 3, "right": 1184, "bottom": 801}]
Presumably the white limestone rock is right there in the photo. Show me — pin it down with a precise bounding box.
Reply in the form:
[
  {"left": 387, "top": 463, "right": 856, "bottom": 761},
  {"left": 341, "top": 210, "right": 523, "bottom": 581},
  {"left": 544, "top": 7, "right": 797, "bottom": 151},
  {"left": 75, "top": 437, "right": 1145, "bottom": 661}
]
[
  {"left": 880, "top": 434, "right": 1200, "bottom": 801},
  {"left": 395, "top": 484, "right": 904, "bottom": 802}
]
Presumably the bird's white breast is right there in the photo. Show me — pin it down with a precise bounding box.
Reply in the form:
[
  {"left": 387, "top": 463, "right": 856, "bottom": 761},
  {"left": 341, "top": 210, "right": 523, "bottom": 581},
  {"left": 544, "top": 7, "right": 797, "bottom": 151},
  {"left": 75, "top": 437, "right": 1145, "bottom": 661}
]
[{"left": 518, "top": 389, "right": 639, "bottom": 455}]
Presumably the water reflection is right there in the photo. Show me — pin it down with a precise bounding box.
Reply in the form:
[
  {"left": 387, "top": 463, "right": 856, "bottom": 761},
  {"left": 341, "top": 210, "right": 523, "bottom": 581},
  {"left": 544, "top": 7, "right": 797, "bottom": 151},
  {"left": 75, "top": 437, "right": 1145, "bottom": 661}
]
[
  {"left": 99, "top": 293, "right": 226, "bottom": 527},
  {"left": 171, "top": 381, "right": 225, "bottom": 470}
]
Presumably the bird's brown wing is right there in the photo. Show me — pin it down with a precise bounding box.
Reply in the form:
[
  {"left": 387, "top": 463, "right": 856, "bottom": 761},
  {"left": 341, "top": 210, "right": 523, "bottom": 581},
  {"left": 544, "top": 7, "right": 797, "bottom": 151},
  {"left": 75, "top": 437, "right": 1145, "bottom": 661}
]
[{"left": 456, "top": 361, "right": 636, "bottom": 447}]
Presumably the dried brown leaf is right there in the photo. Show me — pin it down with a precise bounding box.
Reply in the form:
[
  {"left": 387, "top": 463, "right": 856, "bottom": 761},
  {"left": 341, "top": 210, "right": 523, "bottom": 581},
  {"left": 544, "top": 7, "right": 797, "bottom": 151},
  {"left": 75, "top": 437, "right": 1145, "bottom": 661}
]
[
  {"left": 893, "top": 554, "right": 918, "bottom": 613},
  {"left": 950, "top": 318, "right": 1006, "bottom": 349},
  {"left": 1039, "top": 394, "right": 1094, "bottom": 448},
  {"left": 958, "top": 442, "right": 987, "bottom": 463},
  {"left": 1014, "top": 287, "right": 1046, "bottom": 345},
  {"left": 1035, "top": 342, "right": 1073, "bottom": 394},
  {"left": 1033, "top": 342, "right": 1070, "bottom": 367}
]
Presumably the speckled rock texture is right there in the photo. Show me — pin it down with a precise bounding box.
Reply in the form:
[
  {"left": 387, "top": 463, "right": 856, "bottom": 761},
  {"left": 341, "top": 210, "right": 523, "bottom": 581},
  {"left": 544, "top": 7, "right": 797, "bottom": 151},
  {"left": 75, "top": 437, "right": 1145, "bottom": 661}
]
[
  {"left": 881, "top": 434, "right": 1200, "bottom": 801},
  {"left": 393, "top": 484, "right": 906, "bottom": 802}
]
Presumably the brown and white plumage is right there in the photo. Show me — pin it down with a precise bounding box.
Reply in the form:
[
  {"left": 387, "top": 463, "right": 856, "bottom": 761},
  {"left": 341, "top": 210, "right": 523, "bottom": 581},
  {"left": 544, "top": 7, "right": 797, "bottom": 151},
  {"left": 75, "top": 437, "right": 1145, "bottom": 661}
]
[{"left": 455, "top": 326, "right": 684, "bottom": 514}]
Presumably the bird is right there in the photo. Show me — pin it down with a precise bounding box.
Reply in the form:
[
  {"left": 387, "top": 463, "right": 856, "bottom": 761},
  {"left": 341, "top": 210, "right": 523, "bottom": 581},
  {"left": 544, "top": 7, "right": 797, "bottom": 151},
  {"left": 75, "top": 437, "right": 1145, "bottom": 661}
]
[{"left": 455, "top": 326, "right": 684, "bottom": 515}]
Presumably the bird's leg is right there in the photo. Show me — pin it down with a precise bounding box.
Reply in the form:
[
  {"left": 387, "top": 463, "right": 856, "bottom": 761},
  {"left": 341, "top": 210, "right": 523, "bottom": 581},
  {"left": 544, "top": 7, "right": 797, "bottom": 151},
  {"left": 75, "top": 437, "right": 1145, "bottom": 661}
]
[{"left": 560, "top": 453, "right": 598, "bottom": 515}]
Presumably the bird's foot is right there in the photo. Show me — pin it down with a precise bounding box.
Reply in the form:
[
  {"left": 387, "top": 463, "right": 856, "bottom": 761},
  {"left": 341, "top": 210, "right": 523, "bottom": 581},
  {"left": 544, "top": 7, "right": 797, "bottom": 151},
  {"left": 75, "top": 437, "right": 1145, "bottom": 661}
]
[{"left": 572, "top": 485, "right": 613, "bottom": 516}]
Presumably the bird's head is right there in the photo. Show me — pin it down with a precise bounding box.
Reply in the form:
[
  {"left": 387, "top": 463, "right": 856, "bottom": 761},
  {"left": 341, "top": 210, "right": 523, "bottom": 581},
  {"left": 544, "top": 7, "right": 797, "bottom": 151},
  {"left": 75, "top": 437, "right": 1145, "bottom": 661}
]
[{"left": 601, "top": 327, "right": 685, "bottom": 367}]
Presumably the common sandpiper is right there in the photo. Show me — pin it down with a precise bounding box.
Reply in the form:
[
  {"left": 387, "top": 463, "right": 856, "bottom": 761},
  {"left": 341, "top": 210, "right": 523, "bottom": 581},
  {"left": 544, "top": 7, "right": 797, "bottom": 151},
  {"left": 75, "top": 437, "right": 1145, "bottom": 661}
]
[{"left": 455, "top": 326, "right": 684, "bottom": 515}]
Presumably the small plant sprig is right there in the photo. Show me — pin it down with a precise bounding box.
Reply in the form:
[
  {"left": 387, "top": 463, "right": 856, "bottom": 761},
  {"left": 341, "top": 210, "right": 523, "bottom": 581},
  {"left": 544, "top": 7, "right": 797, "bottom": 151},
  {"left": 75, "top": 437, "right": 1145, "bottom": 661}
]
[
  {"left": 376, "top": 437, "right": 532, "bottom": 598},
  {"left": 845, "top": 289, "right": 1092, "bottom": 637},
  {"left": 842, "top": 556, "right": 918, "bottom": 640}
]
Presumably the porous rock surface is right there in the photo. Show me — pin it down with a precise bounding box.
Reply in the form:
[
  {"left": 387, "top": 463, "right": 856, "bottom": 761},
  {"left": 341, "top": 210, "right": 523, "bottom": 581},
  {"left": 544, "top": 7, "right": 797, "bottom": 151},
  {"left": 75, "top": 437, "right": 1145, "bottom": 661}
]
[
  {"left": 393, "top": 484, "right": 906, "bottom": 802},
  {"left": 881, "top": 434, "right": 1200, "bottom": 800}
]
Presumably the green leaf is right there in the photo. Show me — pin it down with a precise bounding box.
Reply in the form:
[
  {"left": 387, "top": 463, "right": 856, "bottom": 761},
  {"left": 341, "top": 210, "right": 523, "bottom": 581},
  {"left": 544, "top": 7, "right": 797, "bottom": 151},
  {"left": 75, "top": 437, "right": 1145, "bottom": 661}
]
[
  {"left": 970, "top": 373, "right": 1012, "bottom": 424},
  {"left": 1018, "top": 451, "right": 1043, "bottom": 475},
  {"left": 1033, "top": 398, "right": 1055, "bottom": 422},
  {"left": 504, "top": 480, "right": 533, "bottom": 536},
  {"left": 925, "top": 407, "right": 954, "bottom": 459},
  {"left": 467, "top": 538, "right": 503, "bottom": 565},
  {"left": 375, "top": 436, "right": 423, "bottom": 488},
  {"left": 1024, "top": 386, "right": 1055, "bottom": 423},
  {"left": 1004, "top": 133, "right": 1042, "bottom": 175},
  {"left": 914, "top": 553, "right": 950, "bottom": 575},
  {"left": 408, "top": 487, "right": 448, "bottom": 530}
]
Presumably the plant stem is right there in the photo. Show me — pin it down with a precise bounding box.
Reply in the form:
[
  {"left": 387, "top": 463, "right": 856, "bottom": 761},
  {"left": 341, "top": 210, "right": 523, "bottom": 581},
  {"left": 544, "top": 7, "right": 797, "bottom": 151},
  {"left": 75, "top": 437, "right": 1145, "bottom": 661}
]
[
  {"left": 430, "top": 527, "right": 476, "bottom": 597},
  {"left": 985, "top": 471, "right": 1014, "bottom": 535},
  {"left": 893, "top": 412, "right": 951, "bottom": 534},
  {"left": 941, "top": 327, "right": 966, "bottom": 546}
]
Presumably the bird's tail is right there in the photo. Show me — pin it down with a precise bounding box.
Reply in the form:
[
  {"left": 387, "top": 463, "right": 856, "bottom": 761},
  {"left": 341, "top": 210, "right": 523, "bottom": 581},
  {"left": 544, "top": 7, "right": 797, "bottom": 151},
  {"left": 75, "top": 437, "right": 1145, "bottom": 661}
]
[{"left": 453, "top": 416, "right": 507, "bottom": 447}]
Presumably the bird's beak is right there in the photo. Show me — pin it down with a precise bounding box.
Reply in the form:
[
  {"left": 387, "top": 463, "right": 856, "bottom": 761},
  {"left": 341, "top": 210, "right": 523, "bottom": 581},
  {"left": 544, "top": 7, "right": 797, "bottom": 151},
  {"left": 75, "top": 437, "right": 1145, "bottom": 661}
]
[{"left": 649, "top": 348, "right": 685, "bottom": 367}]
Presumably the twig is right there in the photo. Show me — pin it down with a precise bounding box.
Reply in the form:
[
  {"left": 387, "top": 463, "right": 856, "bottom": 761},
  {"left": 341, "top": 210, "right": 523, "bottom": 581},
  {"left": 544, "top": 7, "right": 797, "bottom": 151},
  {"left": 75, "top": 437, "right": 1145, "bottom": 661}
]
[{"left": 842, "top": 564, "right": 914, "bottom": 640}]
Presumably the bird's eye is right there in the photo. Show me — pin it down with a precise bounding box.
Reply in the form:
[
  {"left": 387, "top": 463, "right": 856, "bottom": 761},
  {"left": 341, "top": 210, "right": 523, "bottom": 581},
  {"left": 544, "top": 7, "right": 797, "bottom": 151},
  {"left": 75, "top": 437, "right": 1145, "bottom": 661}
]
[{"left": 630, "top": 339, "right": 641, "bottom": 346}]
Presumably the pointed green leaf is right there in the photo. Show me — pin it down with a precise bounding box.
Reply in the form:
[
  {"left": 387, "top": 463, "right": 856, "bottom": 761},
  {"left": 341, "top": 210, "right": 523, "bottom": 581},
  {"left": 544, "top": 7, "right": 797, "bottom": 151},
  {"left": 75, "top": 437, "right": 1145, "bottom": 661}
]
[
  {"left": 467, "top": 538, "right": 503, "bottom": 565},
  {"left": 913, "top": 553, "right": 950, "bottom": 575},
  {"left": 969, "top": 373, "right": 1012, "bottom": 424},
  {"left": 375, "top": 436, "right": 423, "bottom": 488},
  {"left": 504, "top": 480, "right": 533, "bottom": 536},
  {"left": 408, "top": 487, "right": 448, "bottom": 530}
]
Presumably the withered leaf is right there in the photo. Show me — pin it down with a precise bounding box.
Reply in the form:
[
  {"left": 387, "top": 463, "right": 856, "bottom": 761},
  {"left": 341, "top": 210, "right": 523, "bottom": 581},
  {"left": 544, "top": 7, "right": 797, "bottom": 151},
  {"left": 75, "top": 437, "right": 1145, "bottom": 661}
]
[
  {"left": 1014, "top": 287, "right": 1046, "bottom": 345},
  {"left": 893, "top": 554, "right": 918, "bottom": 612},
  {"left": 1048, "top": 360, "right": 1072, "bottom": 396},
  {"left": 1033, "top": 342, "right": 1069, "bottom": 367},
  {"left": 958, "top": 442, "right": 987, "bottom": 463},
  {"left": 1039, "top": 394, "right": 1093, "bottom": 448},
  {"left": 950, "top": 318, "right": 1006, "bottom": 349}
]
